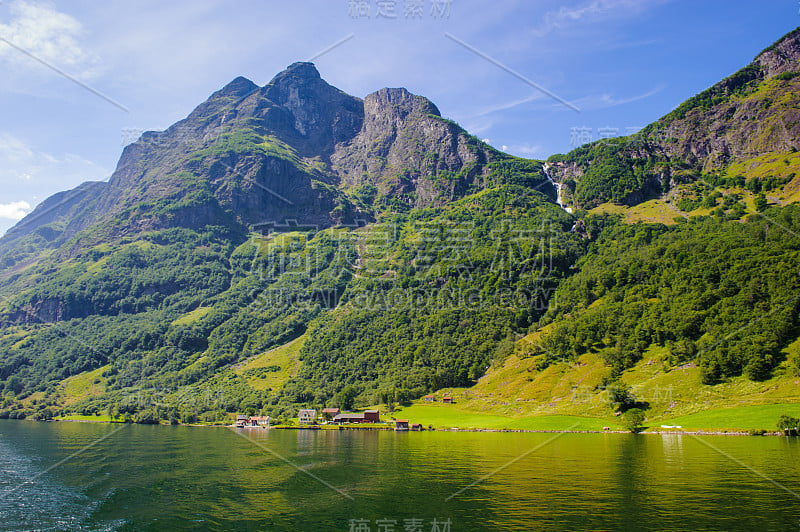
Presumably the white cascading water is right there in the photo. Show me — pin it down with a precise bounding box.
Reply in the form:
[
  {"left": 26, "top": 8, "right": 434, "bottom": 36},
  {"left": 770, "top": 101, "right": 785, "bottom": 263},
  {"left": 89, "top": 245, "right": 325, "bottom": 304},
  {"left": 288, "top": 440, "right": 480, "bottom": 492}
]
[{"left": 543, "top": 163, "right": 572, "bottom": 213}]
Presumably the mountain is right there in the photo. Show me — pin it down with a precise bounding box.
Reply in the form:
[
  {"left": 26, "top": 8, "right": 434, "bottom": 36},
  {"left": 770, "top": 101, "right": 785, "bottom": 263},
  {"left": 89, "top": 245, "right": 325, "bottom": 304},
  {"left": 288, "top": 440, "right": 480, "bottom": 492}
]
[
  {"left": 547, "top": 27, "right": 800, "bottom": 210},
  {"left": 1, "top": 29, "right": 800, "bottom": 426},
  {"left": 0, "top": 60, "right": 557, "bottom": 421},
  {"left": 0, "top": 62, "right": 535, "bottom": 272}
]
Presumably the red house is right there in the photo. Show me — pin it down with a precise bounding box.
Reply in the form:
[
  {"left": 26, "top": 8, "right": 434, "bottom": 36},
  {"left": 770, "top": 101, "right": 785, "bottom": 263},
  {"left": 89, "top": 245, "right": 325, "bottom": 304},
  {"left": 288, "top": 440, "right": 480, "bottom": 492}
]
[{"left": 442, "top": 397, "right": 453, "bottom": 404}]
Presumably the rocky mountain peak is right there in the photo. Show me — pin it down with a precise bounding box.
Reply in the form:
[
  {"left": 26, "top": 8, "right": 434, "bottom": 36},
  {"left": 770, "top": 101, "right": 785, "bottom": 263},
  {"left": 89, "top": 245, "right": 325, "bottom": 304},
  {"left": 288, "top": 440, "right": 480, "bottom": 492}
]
[
  {"left": 213, "top": 76, "right": 258, "bottom": 99},
  {"left": 365, "top": 87, "right": 441, "bottom": 119},
  {"left": 283, "top": 61, "right": 321, "bottom": 78},
  {"left": 264, "top": 61, "right": 325, "bottom": 99},
  {"left": 0, "top": 61, "right": 507, "bottom": 265},
  {"left": 261, "top": 62, "right": 363, "bottom": 149}
]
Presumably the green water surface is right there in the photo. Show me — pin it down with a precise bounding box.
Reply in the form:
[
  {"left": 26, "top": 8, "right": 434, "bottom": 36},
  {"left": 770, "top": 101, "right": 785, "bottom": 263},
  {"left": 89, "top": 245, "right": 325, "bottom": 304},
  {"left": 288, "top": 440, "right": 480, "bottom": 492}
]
[{"left": 0, "top": 420, "right": 798, "bottom": 531}]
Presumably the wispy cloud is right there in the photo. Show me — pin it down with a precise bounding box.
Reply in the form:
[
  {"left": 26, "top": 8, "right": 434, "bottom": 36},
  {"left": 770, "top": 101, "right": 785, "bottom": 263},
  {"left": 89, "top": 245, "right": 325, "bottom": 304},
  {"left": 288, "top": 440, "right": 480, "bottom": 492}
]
[
  {"left": 531, "top": 0, "right": 670, "bottom": 37},
  {"left": 0, "top": 0, "right": 97, "bottom": 77},
  {"left": 0, "top": 132, "right": 109, "bottom": 199},
  {"left": 569, "top": 84, "right": 666, "bottom": 110},
  {"left": 470, "top": 93, "right": 543, "bottom": 118},
  {"left": 500, "top": 143, "right": 547, "bottom": 158},
  {"left": 0, "top": 201, "right": 30, "bottom": 220}
]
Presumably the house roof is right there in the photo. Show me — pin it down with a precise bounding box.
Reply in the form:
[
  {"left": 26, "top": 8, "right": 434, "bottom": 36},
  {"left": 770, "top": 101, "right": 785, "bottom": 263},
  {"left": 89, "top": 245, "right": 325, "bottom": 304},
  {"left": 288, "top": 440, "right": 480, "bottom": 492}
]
[
  {"left": 334, "top": 413, "right": 365, "bottom": 420},
  {"left": 322, "top": 408, "right": 340, "bottom": 413},
  {"left": 395, "top": 419, "right": 409, "bottom": 423},
  {"left": 364, "top": 410, "right": 379, "bottom": 414}
]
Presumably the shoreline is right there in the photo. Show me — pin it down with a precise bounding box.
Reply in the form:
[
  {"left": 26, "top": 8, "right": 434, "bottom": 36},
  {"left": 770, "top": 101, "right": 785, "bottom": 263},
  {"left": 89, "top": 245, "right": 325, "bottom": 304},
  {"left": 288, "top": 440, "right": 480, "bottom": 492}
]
[{"left": 36, "top": 418, "right": 791, "bottom": 436}]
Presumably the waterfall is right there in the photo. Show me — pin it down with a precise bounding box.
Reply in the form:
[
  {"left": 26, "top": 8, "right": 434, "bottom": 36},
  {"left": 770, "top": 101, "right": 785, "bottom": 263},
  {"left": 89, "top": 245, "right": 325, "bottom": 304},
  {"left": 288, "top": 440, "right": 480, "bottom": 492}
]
[{"left": 543, "top": 163, "right": 572, "bottom": 213}]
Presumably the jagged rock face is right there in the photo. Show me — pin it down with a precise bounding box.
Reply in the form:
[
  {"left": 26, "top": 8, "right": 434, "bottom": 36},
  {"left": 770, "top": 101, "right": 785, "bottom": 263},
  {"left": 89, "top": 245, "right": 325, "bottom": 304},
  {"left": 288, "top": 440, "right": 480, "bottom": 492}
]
[
  {"left": 0, "top": 62, "right": 504, "bottom": 267},
  {"left": 331, "top": 87, "right": 499, "bottom": 207},
  {"left": 659, "top": 90, "right": 800, "bottom": 170},
  {"left": 654, "top": 29, "right": 800, "bottom": 169},
  {"left": 262, "top": 62, "right": 364, "bottom": 153},
  {"left": 756, "top": 28, "right": 800, "bottom": 78}
]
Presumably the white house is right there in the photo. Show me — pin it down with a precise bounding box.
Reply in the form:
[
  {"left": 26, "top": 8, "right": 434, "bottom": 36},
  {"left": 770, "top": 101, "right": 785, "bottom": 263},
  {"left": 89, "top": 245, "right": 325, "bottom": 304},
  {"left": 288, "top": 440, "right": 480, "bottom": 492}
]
[{"left": 298, "top": 409, "right": 317, "bottom": 425}]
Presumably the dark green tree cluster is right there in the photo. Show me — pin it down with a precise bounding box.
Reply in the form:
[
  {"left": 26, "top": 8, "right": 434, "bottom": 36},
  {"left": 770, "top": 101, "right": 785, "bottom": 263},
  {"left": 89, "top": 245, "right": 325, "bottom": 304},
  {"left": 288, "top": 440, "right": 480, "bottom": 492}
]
[{"left": 538, "top": 206, "right": 800, "bottom": 384}]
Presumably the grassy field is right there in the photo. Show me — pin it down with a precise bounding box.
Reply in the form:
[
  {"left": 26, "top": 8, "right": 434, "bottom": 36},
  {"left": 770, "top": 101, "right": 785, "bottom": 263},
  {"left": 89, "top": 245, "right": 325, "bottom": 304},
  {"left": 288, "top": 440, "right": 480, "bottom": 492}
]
[
  {"left": 171, "top": 306, "right": 212, "bottom": 326},
  {"left": 404, "top": 335, "right": 800, "bottom": 431},
  {"left": 56, "top": 413, "right": 115, "bottom": 422},
  {"left": 656, "top": 404, "right": 800, "bottom": 431},
  {"left": 60, "top": 365, "right": 109, "bottom": 405},
  {"left": 589, "top": 200, "right": 687, "bottom": 225},
  {"left": 234, "top": 334, "right": 303, "bottom": 391},
  {"left": 389, "top": 403, "right": 621, "bottom": 431}
]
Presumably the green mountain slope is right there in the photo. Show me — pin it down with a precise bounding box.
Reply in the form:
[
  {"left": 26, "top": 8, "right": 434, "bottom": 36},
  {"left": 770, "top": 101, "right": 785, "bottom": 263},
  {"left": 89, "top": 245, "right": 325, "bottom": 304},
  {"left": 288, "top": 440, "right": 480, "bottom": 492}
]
[{"left": 2, "top": 29, "right": 800, "bottom": 427}]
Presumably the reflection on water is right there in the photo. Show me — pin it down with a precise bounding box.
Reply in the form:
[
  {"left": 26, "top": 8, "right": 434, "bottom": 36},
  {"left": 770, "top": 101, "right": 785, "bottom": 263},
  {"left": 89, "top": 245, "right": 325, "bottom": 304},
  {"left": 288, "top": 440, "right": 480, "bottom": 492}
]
[
  {"left": 660, "top": 433, "right": 684, "bottom": 464},
  {"left": 0, "top": 421, "right": 798, "bottom": 531}
]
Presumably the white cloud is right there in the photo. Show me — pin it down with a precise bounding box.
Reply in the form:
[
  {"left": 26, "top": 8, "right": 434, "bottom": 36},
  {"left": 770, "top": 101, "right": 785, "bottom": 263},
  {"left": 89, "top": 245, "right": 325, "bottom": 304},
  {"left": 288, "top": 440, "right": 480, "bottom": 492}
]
[
  {"left": 532, "top": 0, "right": 669, "bottom": 37},
  {"left": 0, "top": 0, "right": 97, "bottom": 76},
  {"left": 0, "top": 200, "right": 30, "bottom": 220},
  {"left": 0, "top": 131, "right": 109, "bottom": 207}
]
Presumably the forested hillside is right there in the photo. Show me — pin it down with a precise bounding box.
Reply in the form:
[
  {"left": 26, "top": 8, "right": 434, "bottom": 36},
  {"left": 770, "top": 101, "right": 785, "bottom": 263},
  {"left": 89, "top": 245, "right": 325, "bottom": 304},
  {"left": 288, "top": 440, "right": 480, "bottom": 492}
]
[
  {"left": 1, "top": 29, "right": 800, "bottom": 424},
  {"left": 535, "top": 207, "right": 800, "bottom": 384}
]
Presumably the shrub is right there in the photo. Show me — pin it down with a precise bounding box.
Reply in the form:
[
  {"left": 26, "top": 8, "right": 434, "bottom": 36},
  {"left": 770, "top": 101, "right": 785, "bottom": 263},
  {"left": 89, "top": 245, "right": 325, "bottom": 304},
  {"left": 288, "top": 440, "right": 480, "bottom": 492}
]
[
  {"left": 623, "top": 408, "right": 646, "bottom": 433},
  {"left": 777, "top": 415, "right": 799, "bottom": 435}
]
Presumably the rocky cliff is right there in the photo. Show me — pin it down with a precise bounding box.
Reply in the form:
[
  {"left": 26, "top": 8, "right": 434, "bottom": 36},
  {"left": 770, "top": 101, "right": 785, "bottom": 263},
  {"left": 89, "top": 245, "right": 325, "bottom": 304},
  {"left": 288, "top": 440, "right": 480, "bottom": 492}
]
[{"left": 548, "top": 26, "right": 800, "bottom": 209}]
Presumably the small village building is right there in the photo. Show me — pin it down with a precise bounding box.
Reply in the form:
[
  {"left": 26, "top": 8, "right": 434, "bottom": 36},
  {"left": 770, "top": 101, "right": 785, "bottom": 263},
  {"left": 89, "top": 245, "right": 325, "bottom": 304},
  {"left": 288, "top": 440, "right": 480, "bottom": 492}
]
[
  {"left": 249, "top": 416, "right": 270, "bottom": 427},
  {"left": 423, "top": 395, "right": 435, "bottom": 402},
  {"left": 298, "top": 409, "right": 317, "bottom": 425},
  {"left": 332, "top": 411, "right": 380, "bottom": 424},
  {"left": 235, "top": 414, "right": 248, "bottom": 428},
  {"left": 333, "top": 413, "right": 366, "bottom": 424},
  {"left": 411, "top": 423, "right": 423, "bottom": 431},
  {"left": 395, "top": 420, "right": 409, "bottom": 431},
  {"left": 321, "top": 408, "right": 341, "bottom": 419},
  {"left": 442, "top": 397, "right": 453, "bottom": 404}
]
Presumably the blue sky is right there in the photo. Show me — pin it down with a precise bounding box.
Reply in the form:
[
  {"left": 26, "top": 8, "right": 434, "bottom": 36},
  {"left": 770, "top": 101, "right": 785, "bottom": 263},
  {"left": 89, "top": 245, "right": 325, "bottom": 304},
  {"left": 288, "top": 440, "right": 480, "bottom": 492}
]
[{"left": 0, "top": 0, "right": 797, "bottom": 234}]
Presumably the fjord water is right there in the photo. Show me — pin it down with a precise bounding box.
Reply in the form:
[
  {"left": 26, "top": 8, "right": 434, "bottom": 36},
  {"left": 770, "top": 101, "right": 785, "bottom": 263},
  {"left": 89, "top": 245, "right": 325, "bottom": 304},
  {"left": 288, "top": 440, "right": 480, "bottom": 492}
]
[{"left": 0, "top": 421, "right": 799, "bottom": 531}]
